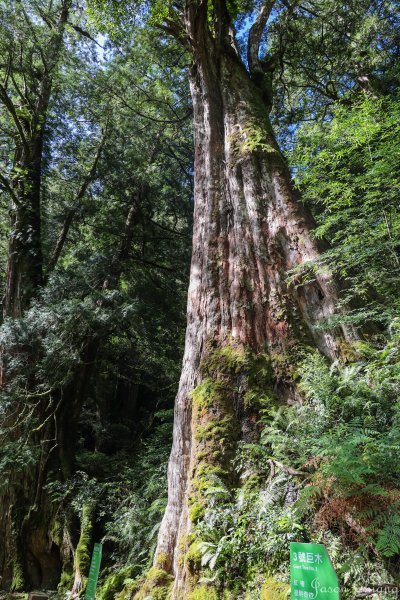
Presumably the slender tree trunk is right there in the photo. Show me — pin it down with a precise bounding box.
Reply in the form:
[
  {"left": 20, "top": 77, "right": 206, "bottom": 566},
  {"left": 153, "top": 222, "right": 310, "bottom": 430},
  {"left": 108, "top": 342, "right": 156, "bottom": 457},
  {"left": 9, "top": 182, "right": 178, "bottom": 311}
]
[
  {"left": 153, "top": 13, "right": 355, "bottom": 599},
  {"left": 3, "top": 141, "right": 44, "bottom": 318},
  {"left": 1, "top": 0, "right": 71, "bottom": 319}
]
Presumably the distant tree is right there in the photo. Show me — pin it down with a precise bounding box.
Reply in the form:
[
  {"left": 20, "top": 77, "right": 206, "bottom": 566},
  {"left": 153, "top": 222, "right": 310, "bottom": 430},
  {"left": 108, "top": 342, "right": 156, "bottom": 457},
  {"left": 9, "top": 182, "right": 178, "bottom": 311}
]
[{"left": 0, "top": 9, "right": 192, "bottom": 590}]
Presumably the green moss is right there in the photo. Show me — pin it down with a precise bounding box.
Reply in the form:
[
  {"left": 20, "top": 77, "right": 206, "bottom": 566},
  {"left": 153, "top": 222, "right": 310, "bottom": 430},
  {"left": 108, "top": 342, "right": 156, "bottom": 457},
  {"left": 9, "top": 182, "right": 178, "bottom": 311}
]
[
  {"left": 240, "top": 122, "right": 276, "bottom": 155},
  {"left": 57, "top": 564, "right": 74, "bottom": 595},
  {"left": 186, "top": 344, "right": 278, "bottom": 589},
  {"left": 132, "top": 567, "right": 173, "bottom": 600},
  {"left": 206, "top": 345, "right": 244, "bottom": 371},
  {"left": 189, "top": 500, "right": 204, "bottom": 524},
  {"left": 154, "top": 551, "right": 170, "bottom": 569},
  {"left": 97, "top": 566, "right": 135, "bottom": 600},
  {"left": 187, "top": 585, "right": 219, "bottom": 600},
  {"left": 189, "top": 345, "right": 276, "bottom": 534},
  {"left": 10, "top": 559, "right": 24, "bottom": 592},
  {"left": 186, "top": 541, "right": 203, "bottom": 572},
  {"left": 191, "top": 379, "right": 220, "bottom": 410},
  {"left": 74, "top": 503, "right": 95, "bottom": 591},
  {"left": 195, "top": 417, "right": 233, "bottom": 442},
  {"left": 228, "top": 113, "right": 279, "bottom": 162},
  {"left": 260, "top": 577, "right": 290, "bottom": 600}
]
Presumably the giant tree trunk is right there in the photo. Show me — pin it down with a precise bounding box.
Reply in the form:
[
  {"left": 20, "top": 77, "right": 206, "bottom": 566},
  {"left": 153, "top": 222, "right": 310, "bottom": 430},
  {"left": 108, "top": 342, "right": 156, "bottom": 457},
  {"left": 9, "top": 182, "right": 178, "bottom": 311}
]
[{"left": 152, "top": 11, "right": 354, "bottom": 599}]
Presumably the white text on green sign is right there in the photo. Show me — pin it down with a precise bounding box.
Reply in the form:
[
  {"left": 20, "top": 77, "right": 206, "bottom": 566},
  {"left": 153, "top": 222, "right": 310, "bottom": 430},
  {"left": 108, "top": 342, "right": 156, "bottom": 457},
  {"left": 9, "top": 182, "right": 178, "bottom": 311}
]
[{"left": 290, "top": 542, "right": 339, "bottom": 600}]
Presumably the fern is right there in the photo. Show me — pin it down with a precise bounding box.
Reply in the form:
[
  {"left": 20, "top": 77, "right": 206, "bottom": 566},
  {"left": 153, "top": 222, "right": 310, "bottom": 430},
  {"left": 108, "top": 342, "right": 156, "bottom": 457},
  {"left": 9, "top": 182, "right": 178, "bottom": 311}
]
[{"left": 376, "top": 513, "right": 400, "bottom": 557}]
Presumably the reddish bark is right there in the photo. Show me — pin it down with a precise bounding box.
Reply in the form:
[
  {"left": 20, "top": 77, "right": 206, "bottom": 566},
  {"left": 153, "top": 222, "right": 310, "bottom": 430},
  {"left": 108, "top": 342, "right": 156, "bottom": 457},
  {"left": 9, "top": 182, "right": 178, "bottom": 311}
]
[{"left": 153, "top": 3, "right": 355, "bottom": 596}]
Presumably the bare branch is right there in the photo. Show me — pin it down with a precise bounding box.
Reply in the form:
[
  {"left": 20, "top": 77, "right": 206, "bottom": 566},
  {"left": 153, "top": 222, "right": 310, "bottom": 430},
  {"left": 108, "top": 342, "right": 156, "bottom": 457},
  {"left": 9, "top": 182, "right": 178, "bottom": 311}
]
[
  {"left": 248, "top": 0, "right": 276, "bottom": 74},
  {"left": 248, "top": 0, "right": 300, "bottom": 77},
  {"left": 269, "top": 458, "right": 308, "bottom": 477}
]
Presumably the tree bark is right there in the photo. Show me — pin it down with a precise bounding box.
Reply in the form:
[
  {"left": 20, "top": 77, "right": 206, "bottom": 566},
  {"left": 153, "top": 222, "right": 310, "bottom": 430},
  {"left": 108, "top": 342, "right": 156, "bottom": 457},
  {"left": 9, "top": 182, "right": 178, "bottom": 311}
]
[
  {"left": 3, "top": 137, "right": 45, "bottom": 319},
  {"left": 152, "top": 6, "right": 355, "bottom": 598},
  {"left": 1, "top": 0, "right": 71, "bottom": 319}
]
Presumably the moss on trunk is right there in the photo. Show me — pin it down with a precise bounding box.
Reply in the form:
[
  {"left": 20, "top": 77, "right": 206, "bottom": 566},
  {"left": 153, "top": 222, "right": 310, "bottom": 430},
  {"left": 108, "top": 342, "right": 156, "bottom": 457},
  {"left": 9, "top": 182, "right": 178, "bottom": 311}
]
[
  {"left": 166, "top": 344, "right": 276, "bottom": 595},
  {"left": 71, "top": 503, "right": 95, "bottom": 595}
]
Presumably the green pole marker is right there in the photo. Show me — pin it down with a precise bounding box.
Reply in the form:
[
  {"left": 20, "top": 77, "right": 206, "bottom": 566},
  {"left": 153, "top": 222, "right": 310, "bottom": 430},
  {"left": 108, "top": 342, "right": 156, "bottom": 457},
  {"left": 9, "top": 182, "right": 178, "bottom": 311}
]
[
  {"left": 85, "top": 543, "right": 102, "bottom": 600},
  {"left": 290, "top": 543, "right": 339, "bottom": 600}
]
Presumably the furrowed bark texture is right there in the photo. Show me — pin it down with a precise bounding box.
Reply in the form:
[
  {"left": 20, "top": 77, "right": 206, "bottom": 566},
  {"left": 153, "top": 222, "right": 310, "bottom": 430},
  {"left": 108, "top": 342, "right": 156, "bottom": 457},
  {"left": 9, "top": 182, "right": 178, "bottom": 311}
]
[{"left": 153, "top": 8, "right": 354, "bottom": 599}]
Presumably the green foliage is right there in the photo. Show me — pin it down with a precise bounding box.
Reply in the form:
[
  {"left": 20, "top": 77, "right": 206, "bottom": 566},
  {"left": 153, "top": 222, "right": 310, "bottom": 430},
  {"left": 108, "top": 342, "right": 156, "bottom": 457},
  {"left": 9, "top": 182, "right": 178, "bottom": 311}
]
[
  {"left": 261, "top": 325, "right": 400, "bottom": 556},
  {"left": 260, "top": 577, "right": 290, "bottom": 600},
  {"left": 0, "top": 6, "right": 191, "bottom": 592},
  {"left": 269, "top": 0, "right": 400, "bottom": 136},
  {"left": 187, "top": 585, "right": 219, "bottom": 600},
  {"left": 291, "top": 94, "right": 400, "bottom": 327},
  {"left": 1, "top": 0, "right": 400, "bottom": 597},
  {"left": 185, "top": 327, "right": 400, "bottom": 596}
]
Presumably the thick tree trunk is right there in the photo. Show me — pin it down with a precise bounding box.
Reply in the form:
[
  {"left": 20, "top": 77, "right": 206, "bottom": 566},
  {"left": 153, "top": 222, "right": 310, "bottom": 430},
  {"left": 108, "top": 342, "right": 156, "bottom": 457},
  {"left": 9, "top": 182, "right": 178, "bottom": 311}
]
[{"left": 152, "top": 16, "right": 354, "bottom": 599}]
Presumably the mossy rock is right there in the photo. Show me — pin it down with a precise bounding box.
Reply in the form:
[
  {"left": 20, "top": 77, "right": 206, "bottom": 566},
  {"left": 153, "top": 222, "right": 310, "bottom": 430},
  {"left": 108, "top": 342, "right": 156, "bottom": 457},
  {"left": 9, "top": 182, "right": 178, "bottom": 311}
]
[{"left": 260, "top": 577, "right": 290, "bottom": 600}]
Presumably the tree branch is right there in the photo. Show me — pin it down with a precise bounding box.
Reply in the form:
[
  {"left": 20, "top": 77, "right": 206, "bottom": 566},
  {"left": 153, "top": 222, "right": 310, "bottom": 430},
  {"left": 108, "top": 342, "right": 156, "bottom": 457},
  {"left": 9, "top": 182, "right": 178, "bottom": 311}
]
[
  {"left": 156, "top": 17, "right": 188, "bottom": 48},
  {"left": 0, "top": 170, "right": 21, "bottom": 206},
  {"left": 247, "top": 0, "right": 276, "bottom": 74},
  {"left": 0, "top": 83, "right": 29, "bottom": 153},
  {"left": 269, "top": 458, "right": 308, "bottom": 477},
  {"left": 68, "top": 23, "right": 104, "bottom": 48},
  {"left": 47, "top": 128, "right": 107, "bottom": 273}
]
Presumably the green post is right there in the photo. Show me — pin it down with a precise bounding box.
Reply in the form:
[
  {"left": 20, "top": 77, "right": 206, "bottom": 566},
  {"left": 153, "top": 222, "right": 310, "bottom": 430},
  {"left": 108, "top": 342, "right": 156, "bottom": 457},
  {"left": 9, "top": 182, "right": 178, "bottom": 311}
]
[
  {"left": 290, "top": 542, "right": 339, "bottom": 600},
  {"left": 85, "top": 543, "right": 102, "bottom": 600}
]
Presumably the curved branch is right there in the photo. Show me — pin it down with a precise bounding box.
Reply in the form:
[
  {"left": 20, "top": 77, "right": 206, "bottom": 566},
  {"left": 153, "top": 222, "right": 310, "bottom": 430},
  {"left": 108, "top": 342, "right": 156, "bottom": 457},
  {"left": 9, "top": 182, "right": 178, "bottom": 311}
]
[
  {"left": 247, "top": 0, "right": 276, "bottom": 74},
  {"left": 248, "top": 0, "right": 300, "bottom": 76},
  {"left": 47, "top": 128, "right": 108, "bottom": 273}
]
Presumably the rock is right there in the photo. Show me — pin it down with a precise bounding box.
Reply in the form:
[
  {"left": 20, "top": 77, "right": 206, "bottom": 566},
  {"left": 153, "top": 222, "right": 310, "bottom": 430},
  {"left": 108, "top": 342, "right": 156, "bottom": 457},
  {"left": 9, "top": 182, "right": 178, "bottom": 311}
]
[{"left": 28, "top": 593, "right": 49, "bottom": 600}]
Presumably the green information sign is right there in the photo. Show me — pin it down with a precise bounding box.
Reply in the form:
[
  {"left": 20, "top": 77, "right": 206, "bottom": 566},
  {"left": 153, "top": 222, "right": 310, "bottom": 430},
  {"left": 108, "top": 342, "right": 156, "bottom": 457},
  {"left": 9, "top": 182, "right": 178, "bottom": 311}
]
[
  {"left": 85, "top": 543, "right": 102, "bottom": 600},
  {"left": 290, "top": 543, "right": 339, "bottom": 600}
]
